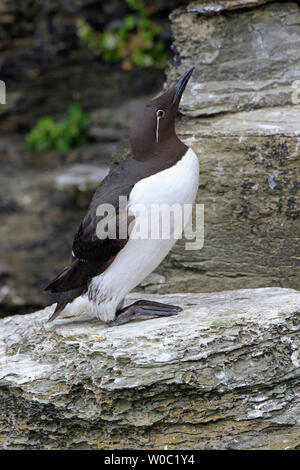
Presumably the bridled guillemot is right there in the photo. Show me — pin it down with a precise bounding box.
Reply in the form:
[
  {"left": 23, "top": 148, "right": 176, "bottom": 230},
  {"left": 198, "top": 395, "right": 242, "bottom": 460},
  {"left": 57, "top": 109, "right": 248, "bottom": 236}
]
[{"left": 45, "top": 68, "right": 199, "bottom": 326}]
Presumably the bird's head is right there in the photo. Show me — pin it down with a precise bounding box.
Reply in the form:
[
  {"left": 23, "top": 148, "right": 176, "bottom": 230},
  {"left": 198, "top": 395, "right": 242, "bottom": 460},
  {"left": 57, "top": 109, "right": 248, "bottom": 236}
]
[{"left": 130, "top": 68, "right": 194, "bottom": 160}]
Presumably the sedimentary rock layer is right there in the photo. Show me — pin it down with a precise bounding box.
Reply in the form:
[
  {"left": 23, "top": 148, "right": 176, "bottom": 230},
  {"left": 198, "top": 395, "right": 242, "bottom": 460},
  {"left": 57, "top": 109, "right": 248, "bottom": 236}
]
[{"left": 0, "top": 288, "right": 299, "bottom": 449}]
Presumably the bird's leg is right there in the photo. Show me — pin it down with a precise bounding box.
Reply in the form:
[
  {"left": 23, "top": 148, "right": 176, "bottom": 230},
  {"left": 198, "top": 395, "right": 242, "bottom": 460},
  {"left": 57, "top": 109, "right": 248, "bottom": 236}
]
[{"left": 107, "top": 299, "right": 182, "bottom": 327}]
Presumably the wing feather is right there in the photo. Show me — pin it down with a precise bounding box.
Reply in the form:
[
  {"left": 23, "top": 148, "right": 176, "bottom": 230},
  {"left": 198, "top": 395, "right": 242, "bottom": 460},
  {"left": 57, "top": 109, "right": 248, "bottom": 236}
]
[{"left": 45, "top": 158, "right": 140, "bottom": 294}]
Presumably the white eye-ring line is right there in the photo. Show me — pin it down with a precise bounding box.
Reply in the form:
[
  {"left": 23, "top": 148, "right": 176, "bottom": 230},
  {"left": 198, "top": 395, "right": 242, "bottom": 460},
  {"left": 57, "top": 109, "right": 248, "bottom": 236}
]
[
  {"left": 156, "top": 109, "right": 165, "bottom": 143},
  {"left": 156, "top": 109, "right": 165, "bottom": 118}
]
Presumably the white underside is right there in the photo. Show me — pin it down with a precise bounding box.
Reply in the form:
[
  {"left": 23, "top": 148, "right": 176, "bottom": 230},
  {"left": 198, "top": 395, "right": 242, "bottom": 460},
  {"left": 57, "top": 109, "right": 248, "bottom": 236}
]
[{"left": 64, "top": 148, "right": 199, "bottom": 322}]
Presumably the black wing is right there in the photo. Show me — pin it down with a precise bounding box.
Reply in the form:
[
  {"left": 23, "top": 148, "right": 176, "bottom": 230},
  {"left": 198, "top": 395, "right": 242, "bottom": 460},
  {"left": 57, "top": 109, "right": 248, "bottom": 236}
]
[
  {"left": 72, "top": 157, "right": 144, "bottom": 263},
  {"left": 45, "top": 157, "right": 148, "bottom": 294}
]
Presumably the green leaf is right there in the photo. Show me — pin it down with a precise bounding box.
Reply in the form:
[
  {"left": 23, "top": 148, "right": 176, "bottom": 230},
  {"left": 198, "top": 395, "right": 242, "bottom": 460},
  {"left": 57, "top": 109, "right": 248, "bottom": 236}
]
[
  {"left": 124, "top": 15, "right": 136, "bottom": 30},
  {"left": 77, "top": 6, "right": 168, "bottom": 70},
  {"left": 25, "top": 103, "right": 91, "bottom": 153}
]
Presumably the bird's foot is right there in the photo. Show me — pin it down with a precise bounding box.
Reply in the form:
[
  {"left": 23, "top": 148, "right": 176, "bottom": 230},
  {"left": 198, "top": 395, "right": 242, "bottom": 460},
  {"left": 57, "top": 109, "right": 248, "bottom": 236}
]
[{"left": 107, "top": 299, "right": 182, "bottom": 327}]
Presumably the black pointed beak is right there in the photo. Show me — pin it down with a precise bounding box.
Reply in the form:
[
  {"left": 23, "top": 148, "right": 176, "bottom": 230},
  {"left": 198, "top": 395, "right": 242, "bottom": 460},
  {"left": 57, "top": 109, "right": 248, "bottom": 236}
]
[{"left": 172, "top": 67, "right": 195, "bottom": 104}]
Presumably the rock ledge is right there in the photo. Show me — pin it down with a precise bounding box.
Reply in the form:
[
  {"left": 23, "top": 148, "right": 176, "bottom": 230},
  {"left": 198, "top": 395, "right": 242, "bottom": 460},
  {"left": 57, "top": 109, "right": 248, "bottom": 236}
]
[{"left": 0, "top": 287, "right": 299, "bottom": 449}]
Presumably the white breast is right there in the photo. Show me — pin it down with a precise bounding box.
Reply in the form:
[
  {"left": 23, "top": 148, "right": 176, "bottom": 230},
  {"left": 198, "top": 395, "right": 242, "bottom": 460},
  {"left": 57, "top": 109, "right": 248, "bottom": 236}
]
[
  {"left": 129, "top": 147, "right": 199, "bottom": 208},
  {"left": 88, "top": 147, "right": 199, "bottom": 321}
]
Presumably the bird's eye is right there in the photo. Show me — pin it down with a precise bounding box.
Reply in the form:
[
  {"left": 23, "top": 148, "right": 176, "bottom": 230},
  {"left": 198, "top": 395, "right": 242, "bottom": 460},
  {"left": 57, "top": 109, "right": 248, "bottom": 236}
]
[{"left": 156, "top": 109, "right": 165, "bottom": 118}]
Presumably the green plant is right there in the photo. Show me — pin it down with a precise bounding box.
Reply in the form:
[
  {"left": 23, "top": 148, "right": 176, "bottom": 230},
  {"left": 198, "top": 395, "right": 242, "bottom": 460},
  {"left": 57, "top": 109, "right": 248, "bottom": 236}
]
[
  {"left": 26, "top": 103, "right": 91, "bottom": 152},
  {"left": 127, "top": 0, "right": 150, "bottom": 15},
  {"left": 77, "top": 0, "right": 169, "bottom": 70}
]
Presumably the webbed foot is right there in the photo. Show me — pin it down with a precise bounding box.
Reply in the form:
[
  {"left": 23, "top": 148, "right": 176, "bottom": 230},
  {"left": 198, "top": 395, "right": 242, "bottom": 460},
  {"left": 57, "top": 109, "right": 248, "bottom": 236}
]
[{"left": 108, "top": 299, "right": 182, "bottom": 327}]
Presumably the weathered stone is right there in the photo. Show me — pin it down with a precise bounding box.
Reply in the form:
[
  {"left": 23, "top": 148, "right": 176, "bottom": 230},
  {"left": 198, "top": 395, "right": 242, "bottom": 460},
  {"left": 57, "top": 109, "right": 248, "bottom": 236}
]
[
  {"left": 112, "top": 105, "right": 300, "bottom": 294},
  {"left": 159, "top": 104, "right": 300, "bottom": 294},
  {"left": 138, "top": 272, "right": 166, "bottom": 293},
  {"left": 1, "top": 66, "right": 164, "bottom": 133},
  {"left": 186, "top": 0, "right": 273, "bottom": 14},
  {"left": 88, "top": 95, "right": 153, "bottom": 143},
  {"left": 0, "top": 287, "right": 299, "bottom": 449},
  {"left": 158, "top": 0, "right": 300, "bottom": 294},
  {"left": 168, "top": 1, "right": 300, "bottom": 116}
]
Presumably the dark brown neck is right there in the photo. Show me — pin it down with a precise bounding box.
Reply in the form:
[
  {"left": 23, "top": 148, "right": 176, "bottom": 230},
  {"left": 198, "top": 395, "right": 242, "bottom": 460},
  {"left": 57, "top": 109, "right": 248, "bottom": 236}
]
[{"left": 131, "top": 134, "right": 188, "bottom": 166}]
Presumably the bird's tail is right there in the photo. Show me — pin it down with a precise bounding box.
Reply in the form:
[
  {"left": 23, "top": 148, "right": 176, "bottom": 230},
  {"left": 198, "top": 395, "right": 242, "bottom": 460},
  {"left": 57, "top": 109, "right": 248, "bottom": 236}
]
[
  {"left": 47, "top": 285, "right": 88, "bottom": 322},
  {"left": 45, "top": 259, "right": 98, "bottom": 294},
  {"left": 45, "top": 257, "right": 114, "bottom": 321}
]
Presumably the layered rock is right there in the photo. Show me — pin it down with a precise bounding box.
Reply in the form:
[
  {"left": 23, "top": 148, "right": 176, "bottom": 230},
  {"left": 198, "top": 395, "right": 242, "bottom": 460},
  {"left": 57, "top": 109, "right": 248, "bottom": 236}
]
[
  {"left": 108, "top": 0, "right": 300, "bottom": 296},
  {"left": 0, "top": 287, "right": 299, "bottom": 449},
  {"left": 156, "top": 0, "right": 300, "bottom": 293},
  {"left": 160, "top": 104, "right": 300, "bottom": 294},
  {"left": 168, "top": 1, "right": 300, "bottom": 115}
]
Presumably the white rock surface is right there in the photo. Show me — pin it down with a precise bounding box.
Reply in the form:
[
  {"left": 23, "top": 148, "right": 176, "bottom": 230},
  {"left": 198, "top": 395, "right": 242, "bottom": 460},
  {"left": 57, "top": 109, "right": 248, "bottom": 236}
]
[{"left": 0, "top": 288, "right": 299, "bottom": 449}]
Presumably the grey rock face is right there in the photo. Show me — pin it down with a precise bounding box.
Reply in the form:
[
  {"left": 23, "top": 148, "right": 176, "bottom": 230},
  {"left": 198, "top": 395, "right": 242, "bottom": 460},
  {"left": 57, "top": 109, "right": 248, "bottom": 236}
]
[
  {"left": 0, "top": 288, "right": 299, "bottom": 449},
  {"left": 168, "top": 1, "right": 300, "bottom": 116},
  {"left": 108, "top": 1, "right": 300, "bottom": 297},
  {"left": 155, "top": 0, "right": 300, "bottom": 294},
  {"left": 160, "top": 104, "right": 300, "bottom": 294},
  {"left": 185, "top": 0, "right": 273, "bottom": 15}
]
